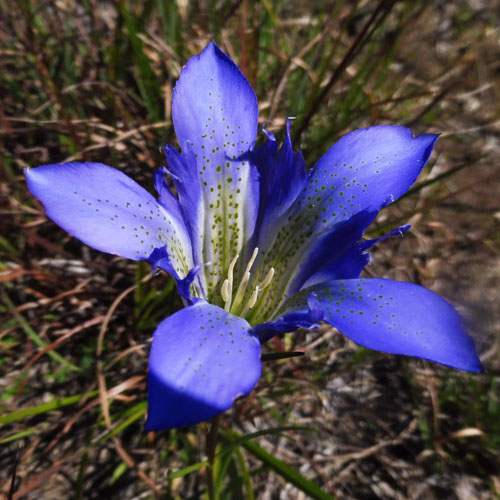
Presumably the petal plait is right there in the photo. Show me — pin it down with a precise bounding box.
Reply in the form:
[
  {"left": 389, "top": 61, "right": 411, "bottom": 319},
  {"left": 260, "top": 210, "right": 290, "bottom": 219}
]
[
  {"left": 299, "top": 224, "right": 411, "bottom": 290},
  {"left": 163, "top": 147, "right": 207, "bottom": 295},
  {"left": 146, "top": 302, "right": 262, "bottom": 430},
  {"left": 253, "top": 120, "right": 308, "bottom": 231},
  {"left": 25, "top": 162, "right": 193, "bottom": 276}
]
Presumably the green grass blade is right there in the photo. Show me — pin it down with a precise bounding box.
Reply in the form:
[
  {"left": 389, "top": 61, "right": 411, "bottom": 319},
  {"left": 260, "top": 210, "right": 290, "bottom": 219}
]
[
  {"left": 220, "top": 425, "right": 315, "bottom": 457},
  {"left": 1, "top": 428, "right": 41, "bottom": 444},
  {"left": 0, "top": 390, "right": 99, "bottom": 425},
  {"left": 99, "top": 402, "right": 147, "bottom": 441},
  {"left": 0, "top": 235, "right": 19, "bottom": 256},
  {"left": 109, "top": 462, "right": 128, "bottom": 485},
  {"left": 168, "top": 460, "right": 209, "bottom": 480},
  {"left": 224, "top": 454, "right": 245, "bottom": 500},
  {"left": 235, "top": 446, "right": 254, "bottom": 500}
]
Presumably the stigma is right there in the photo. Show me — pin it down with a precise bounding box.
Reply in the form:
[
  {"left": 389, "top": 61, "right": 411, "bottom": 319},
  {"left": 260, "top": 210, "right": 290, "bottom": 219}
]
[{"left": 220, "top": 247, "right": 275, "bottom": 317}]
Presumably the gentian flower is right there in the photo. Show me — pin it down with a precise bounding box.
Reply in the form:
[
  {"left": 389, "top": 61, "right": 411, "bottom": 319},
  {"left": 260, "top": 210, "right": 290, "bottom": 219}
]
[{"left": 25, "top": 42, "right": 482, "bottom": 431}]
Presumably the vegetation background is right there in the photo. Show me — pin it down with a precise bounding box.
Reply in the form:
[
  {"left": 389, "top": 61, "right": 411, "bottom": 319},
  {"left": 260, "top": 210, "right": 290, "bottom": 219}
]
[{"left": 1, "top": 0, "right": 499, "bottom": 498}]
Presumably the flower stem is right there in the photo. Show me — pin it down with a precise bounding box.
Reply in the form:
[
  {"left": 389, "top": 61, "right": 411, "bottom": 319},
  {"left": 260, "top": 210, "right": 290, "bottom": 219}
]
[{"left": 206, "top": 415, "right": 220, "bottom": 500}]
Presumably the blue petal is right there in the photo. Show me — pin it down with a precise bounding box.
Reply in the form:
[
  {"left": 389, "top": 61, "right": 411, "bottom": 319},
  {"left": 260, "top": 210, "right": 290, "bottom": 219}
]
[
  {"left": 171, "top": 42, "right": 260, "bottom": 300},
  {"left": 25, "top": 162, "right": 193, "bottom": 277},
  {"left": 146, "top": 302, "right": 262, "bottom": 430},
  {"left": 150, "top": 247, "right": 204, "bottom": 303},
  {"left": 276, "top": 278, "right": 482, "bottom": 372},
  {"left": 173, "top": 42, "right": 258, "bottom": 161},
  {"left": 246, "top": 126, "right": 437, "bottom": 320},
  {"left": 164, "top": 145, "right": 206, "bottom": 291},
  {"left": 153, "top": 166, "right": 182, "bottom": 212},
  {"left": 306, "top": 126, "right": 438, "bottom": 222}
]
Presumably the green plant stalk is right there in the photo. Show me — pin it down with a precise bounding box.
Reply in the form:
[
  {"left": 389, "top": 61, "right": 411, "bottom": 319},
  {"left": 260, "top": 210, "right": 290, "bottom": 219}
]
[
  {"left": 235, "top": 446, "right": 254, "bottom": 500},
  {"left": 206, "top": 416, "right": 220, "bottom": 500}
]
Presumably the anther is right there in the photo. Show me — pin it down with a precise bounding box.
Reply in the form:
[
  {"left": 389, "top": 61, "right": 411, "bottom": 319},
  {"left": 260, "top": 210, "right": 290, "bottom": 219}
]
[
  {"left": 222, "top": 254, "right": 239, "bottom": 311},
  {"left": 241, "top": 286, "right": 259, "bottom": 317},
  {"left": 259, "top": 267, "right": 275, "bottom": 290},
  {"left": 246, "top": 247, "right": 259, "bottom": 271},
  {"left": 221, "top": 279, "right": 229, "bottom": 305},
  {"left": 248, "top": 286, "right": 259, "bottom": 309}
]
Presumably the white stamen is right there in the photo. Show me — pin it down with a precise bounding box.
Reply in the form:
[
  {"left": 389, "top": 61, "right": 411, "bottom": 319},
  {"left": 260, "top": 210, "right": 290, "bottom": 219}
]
[
  {"left": 248, "top": 286, "right": 259, "bottom": 309},
  {"left": 219, "top": 248, "right": 276, "bottom": 318},
  {"left": 221, "top": 254, "right": 239, "bottom": 311},
  {"left": 226, "top": 254, "right": 239, "bottom": 304},
  {"left": 241, "top": 285, "right": 259, "bottom": 317},
  {"left": 259, "top": 267, "right": 275, "bottom": 290},
  {"left": 221, "top": 279, "right": 229, "bottom": 305},
  {"left": 231, "top": 248, "right": 259, "bottom": 311},
  {"left": 246, "top": 247, "right": 259, "bottom": 272}
]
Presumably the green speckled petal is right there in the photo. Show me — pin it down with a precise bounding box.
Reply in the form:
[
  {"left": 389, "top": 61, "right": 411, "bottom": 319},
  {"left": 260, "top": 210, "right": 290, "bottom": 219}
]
[
  {"left": 247, "top": 126, "right": 437, "bottom": 322},
  {"left": 171, "top": 42, "right": 260, "bottom": 303},
  {"left": 25, "top": 162, "right": 193, "bottom": 277},
  {"left": 275, "top": 278, "right": 482, "bottom": 372}
]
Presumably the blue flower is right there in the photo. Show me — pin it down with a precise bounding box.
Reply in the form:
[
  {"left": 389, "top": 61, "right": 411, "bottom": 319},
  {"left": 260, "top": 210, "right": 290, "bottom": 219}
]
[{"left": 25, "top": 42, "right": 482, "bottom": 431}]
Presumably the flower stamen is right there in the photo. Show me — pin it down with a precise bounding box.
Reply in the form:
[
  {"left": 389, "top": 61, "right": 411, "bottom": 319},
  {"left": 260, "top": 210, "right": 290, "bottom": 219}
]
[
  {"left": 241, "top": 285, "right": 259, "bottom": 317},
  {"left": 259, "top": 267, "right": 275, "bottom": 291},
  {"left": 222, "top": 254, "right": 239, "bottom": 311},
  {"left": 221, "top": 279, "right": 230, "bottom": 306},
  {"left": 220, "top": 248, "right": 276, "bottom": 317},
  {"left": 231, "top": 247, "right": 259, "bottom": 312}
]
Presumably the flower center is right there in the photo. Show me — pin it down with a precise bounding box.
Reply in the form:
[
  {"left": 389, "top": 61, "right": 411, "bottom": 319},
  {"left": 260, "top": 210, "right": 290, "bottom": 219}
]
[{"left": 220, "top": 247, "right": 275, "bottom": 318}]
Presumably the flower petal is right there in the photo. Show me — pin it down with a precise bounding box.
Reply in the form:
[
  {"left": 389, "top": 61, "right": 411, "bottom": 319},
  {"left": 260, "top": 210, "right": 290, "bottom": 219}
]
[
  {"left": 146, "top": 302, "right": 262, "bottom": 430},
  {"left": 248, "top": 126, "right": 437, "bottom": 317},
  {"left": 307, "top": 126, "right": 438, "bottom": 221},
  {"left": 25, "top": 162, "right": 193, "bottom": 277},
  {"left": 172, "top": 42, "right": 258, "bottom": 161},
  {"left": 171, "top": 42, "right": 260, "bottom": 301},
  {"left": 275, "top": 278, "right": 482, "bottom": 372},
  {"left": 150, "top": 247, "right": 204, "bottom": 303}
]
